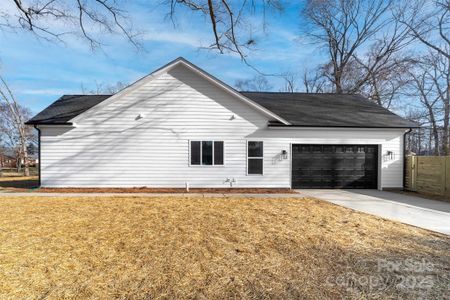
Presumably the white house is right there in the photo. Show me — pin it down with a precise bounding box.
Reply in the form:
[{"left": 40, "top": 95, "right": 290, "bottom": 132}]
[{"left": 26, "top": 57, "right": 417, "bottom": 189}]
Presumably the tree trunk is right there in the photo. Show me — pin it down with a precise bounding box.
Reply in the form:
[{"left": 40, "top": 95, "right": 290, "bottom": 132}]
[
  {"left": 442, "top": 100, "right": 449, "bottom": 155},
  {"left": 418, "top": 128, "right": 421, "bottom": 155},
  {"left": 21, "top": 132, "right": 29, "bottom": 176},
  {"left": 428, "top": 127, "right": 432, "bottom": 155},
  {"left": 16, "top": 157, "right": 21, "bottom": 173},
  {"left": 445, "top": 62, "right": 450, "bottom": 155},
  {"left": 334, "top": 71, "right": 343, "bottom": 94},
  {"left": 426, "top": 105, "right": 440, "bottom": 155},
  {"left": 433, "top": 127, "right": 440, "bottom": 156}
]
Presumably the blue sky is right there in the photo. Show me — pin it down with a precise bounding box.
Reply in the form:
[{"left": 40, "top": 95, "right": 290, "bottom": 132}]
[{"left": 0, "top": 1, "right": 329, "bottom": 114}]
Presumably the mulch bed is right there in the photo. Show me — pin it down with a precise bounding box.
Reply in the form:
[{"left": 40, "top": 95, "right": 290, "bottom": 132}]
[{"left": 36, "top": 187, "right": 297, "bottom": 194}]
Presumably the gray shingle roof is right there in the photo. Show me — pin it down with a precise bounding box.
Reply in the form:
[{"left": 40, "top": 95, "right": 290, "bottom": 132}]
[
  {"left": 241, "top": 92, "right": 417, "bottom": 128},
  {"left": 26, "top": 92, "right": 416, "bottom": 128},
  {"left": 25, "top": 95, "right": 111, "bottom": 125}
]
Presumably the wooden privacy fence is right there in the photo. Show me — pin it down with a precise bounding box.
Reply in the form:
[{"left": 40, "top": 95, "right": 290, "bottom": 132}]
[{"left": 405, "top": 156, "right": 450, "bottom": 196}]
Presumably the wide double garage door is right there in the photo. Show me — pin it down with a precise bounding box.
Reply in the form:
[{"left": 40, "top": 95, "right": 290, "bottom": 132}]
[{"left": 292, "top": 144, "right": 378, "bottom": 189}]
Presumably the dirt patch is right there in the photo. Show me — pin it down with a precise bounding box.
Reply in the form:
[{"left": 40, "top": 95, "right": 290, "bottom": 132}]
[
  {"left": 0, "top": 176, "right": 296, "bottom": 194},
  {"left": 0, "top": 195, "right": 448, "bottom": 299},
  {"left": 36, "top": 187, "right": 297, "bottom": 194}
]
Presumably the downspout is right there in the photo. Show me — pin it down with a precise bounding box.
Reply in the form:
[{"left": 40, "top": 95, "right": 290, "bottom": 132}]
[
  {"left": 403, "top": 128, "right": 412, "bottom": 190},
  {"left": 34, "top": 126, "right": 41, "bottom": 188}
]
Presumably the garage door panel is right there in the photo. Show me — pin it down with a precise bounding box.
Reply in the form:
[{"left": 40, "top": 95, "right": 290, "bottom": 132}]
[{"left": 292, "top": 144, "right": 378, "bottom": 189}]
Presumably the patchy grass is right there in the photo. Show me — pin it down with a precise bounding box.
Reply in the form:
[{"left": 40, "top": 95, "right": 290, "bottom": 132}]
[
  {"left": 0, "top": 196, "right": 448, "bottom": 299},
  {"left": 0, "top": 167, "right": 38, "bottom": 177}
]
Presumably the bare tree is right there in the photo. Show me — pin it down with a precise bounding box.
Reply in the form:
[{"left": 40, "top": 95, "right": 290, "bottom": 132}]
[
  {"left": 2, "top": 0, "right": 141, "bottom": 50},
  {"left": 400, "top": 0, "right": 450, "bottom": 153},
  {"left": 279, "top": 72, "right": 298, "bottom": 93},
  {"left": 235, "top": 75, "right": 273, "bottom": 91},
  {"left": 303, "top": 0, "right": 413, "bottom": 106},
  {"left": 167, "top": 0, "right": 283, "bottom": 60},
  {"left": 405, "top": 58, "right": 443, "bottom": 155},
  {"left": 399, "top": 0, "right": 450, "bottom": 60},
  {"left": 301, "top": 68, "right": 329, "bottom": 93},
  {"left": 0, "top": 75, "right": 35, "bottom": 176},
  {"left": 81, "top": 81, "right": 128, "bottom": 95},
  {"left": 304, "top": 0, "right": 391, "bottom": 93},
  {"left": 404, "top": 109, "right": 429, "bottom": 154},
  {"left": 426, "top": 52, "right": 449, "bottom": 154},
  {"left": 353, "top": 49, "right": 412, "bottom": 108},
  {"left": 2, "top": 0, "right": 283, "bottom": 59}
]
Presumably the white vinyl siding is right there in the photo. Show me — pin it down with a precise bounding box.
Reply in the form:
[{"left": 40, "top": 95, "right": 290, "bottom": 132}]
[{"left": 38, "top": 64, "right": 406, "bottom": 189}]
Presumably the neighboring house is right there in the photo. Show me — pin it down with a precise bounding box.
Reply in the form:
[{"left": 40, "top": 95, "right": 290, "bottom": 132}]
[
  {"left": 26, "top": 57, "right": 417, "bottom": 189},
  {"left": 0, "top": 153, "right": 16, "bottom": 168},
  {"left": 25, "top": 154, "right": 39, "bottom": 167}
]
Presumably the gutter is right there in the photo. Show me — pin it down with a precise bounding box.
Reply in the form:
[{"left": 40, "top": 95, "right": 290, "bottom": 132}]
[
  {"left": 26, "top": 122, "right": 73, "bottom": 126},
  {"left": 403, "top": 128, "right": 413, "bottom": 190},
  {"left": 268, "top": 124, "right": 420, "bottom": 129},
  {"left": 34, "top": 126, "right": 41, "bottom": 187}
]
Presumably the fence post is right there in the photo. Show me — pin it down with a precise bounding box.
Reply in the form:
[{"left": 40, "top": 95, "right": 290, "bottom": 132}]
[
  {"left": 405, "top": 155, "right": 417, "bottom": 191},
  {"left": 440, "top": 157, "right": 446, "bottom": 195},
  {"left": 411, "top": 156, "right": 417, "bottom": 191},
  {"left": 446, "top": 157, "right": 450, "bottom": 195},
  {"left": 405, "top": 156, "right": 409, "bottom": 190}
]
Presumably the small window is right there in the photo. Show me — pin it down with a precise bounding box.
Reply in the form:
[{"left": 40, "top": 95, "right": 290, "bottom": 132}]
[
  {"left": 190, "top": 141, "right": 224, "bottom": 166},
  {"left": 202, "top": 141, "right": 213, "bottom": 165},
  {"left": 247, "top": 141, "right": 263, "bottom": 175},
  {"left": 214, "top": 141, "right": 224, "bottom": 165},
  {"left": 190, "top": 141, "right": 201, "bottom": 165}
]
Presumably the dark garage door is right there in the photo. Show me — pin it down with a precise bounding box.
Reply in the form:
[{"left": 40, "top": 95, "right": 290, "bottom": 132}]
[{"left": 292, "top": 145, "right": 378, "bottom": 189}]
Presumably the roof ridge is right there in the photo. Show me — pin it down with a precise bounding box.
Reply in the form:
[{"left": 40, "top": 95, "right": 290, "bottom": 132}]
[
  {"left": 239, "top": 91, "right": 361, "bottom": 95},
  {"left": 62, "top": 94, "right": 113, "bottom": 96}
]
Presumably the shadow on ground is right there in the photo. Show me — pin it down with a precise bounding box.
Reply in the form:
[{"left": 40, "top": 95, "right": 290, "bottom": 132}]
[{"left": 0, "top": 177, "right": 39, "bottom": 190}]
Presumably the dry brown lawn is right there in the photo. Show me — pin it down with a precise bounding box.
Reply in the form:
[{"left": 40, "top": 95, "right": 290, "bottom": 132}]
[{"left": 0, "top": 196, "right": 448, "bottom": 299}]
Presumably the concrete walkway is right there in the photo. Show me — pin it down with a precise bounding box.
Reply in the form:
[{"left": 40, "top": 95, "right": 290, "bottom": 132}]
[{"left": 298, "top": 189, "right": 450, "bottom": 235}]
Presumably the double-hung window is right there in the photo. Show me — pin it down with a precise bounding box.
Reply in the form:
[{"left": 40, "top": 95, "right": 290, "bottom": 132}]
[
  {"left": 190, "top": 141, "right": 224, "bottom": 166},
  {"left": 247, "top": 141, "right": 263, "bottom": 175}
]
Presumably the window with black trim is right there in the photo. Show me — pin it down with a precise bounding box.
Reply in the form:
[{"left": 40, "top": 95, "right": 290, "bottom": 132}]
[
  {"left": 190, "top": 141, "right": 224, "bottom": 166},
  {"left": 247, "top": 141, "right": 263, "bottom": 175}
]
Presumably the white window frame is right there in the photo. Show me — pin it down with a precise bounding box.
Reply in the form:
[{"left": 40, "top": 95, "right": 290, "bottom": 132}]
[
  {"left": 247, "top": 140, "right": 264, "bottom": 175},
  {"left": 189, "top": 140, "right": 225, "bottom": 167}
]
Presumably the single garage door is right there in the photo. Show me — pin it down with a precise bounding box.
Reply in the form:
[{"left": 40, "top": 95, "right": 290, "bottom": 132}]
[{"left": 292, "top": 144, "right": 378, "bottom": 189}]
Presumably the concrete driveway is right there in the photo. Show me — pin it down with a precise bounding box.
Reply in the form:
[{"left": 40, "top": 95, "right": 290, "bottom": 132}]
[{"left": 297, "top": 189, "right": 450, "bottom": 235}]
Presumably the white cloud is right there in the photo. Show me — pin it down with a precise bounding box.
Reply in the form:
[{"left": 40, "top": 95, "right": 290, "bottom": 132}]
[
  {"left": 21, "top": 88, "right": 78, "bottom": 95},
  {"left": 142, "top": 29, "right": 208, "bottom": 48}
]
